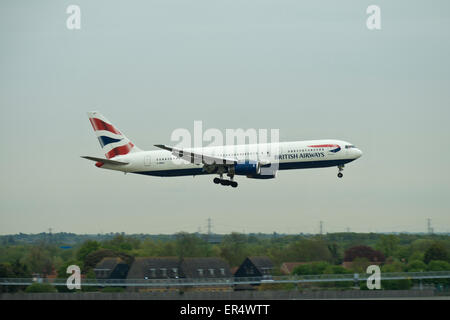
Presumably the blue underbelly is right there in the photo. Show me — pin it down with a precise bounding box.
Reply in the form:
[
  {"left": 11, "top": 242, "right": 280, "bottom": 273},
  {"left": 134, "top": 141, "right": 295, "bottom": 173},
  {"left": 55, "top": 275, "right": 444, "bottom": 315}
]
[{"left": 132, "top": 159, "right": 354, "bottom": 177}]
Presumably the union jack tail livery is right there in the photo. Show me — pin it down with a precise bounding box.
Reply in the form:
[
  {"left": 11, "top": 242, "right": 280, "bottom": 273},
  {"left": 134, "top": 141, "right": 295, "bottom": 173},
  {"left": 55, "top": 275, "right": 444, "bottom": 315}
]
[{"left": 87, "top": 111, "right": 141, "bottom": 159}]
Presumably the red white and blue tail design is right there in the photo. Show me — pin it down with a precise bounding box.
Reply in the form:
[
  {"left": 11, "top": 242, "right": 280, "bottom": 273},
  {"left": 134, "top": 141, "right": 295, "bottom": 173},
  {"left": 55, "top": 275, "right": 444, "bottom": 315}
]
[{"left": 87, "top": 111, "right": 141, "bottom": 159}]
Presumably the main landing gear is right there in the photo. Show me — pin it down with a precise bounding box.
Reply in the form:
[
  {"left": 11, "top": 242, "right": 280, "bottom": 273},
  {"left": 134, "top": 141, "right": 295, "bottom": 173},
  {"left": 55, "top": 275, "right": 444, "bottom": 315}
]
[
  {"left": 337, "top": 165, "right": 344, "bottom": 178},
  {"left": 213, "top": 174, "right": 238, "bottom": 188}
]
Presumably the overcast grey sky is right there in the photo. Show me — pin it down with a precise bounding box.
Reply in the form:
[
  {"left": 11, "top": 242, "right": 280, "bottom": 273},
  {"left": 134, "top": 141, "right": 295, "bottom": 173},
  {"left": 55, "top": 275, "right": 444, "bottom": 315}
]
[{"left": 1, "top": 0, "right": 449, "bottom": 235}]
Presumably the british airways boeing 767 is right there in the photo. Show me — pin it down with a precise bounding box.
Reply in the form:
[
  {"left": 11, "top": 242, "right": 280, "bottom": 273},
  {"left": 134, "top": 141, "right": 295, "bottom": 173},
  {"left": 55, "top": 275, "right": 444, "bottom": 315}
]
[{"left": 82, "top": 112, "right": 362, "bottom": 188}]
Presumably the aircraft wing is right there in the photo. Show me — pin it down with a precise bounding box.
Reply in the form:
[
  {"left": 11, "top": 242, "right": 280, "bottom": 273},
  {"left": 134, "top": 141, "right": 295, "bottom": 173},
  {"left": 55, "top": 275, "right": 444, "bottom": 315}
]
[{"left": 154, "top": 144, "right": 237, "bottom": 166}]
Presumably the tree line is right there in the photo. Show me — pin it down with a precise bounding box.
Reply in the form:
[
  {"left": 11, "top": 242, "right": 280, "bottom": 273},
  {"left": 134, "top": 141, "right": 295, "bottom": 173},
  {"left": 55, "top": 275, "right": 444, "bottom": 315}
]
[{"left": 0, "top": 232, "right": 449, "bottom": 292}]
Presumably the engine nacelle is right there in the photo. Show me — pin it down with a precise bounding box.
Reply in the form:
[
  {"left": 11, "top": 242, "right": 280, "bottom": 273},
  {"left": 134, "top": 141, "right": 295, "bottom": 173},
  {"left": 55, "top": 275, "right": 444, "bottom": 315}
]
[
  {"left": 246, "top": 174, "right": 276, "bottom": 179},
  {"left": 246, "top": 166, "right": 277, "bottom": 179},
  {"left": 234, "top": 160, "right": 260, "bottom": 176}
]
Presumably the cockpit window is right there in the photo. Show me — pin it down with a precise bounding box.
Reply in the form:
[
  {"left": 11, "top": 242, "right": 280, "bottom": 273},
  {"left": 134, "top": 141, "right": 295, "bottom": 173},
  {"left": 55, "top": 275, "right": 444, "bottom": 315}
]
[{"left": 345, "top": 145, "right": 356, "bottom": 149}]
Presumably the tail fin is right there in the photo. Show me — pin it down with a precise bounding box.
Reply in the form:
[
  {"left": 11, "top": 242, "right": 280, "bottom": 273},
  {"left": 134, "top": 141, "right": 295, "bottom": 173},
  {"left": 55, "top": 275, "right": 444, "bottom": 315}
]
[{"left": 87, "top": 111, "right": 141, "bottom": 159}]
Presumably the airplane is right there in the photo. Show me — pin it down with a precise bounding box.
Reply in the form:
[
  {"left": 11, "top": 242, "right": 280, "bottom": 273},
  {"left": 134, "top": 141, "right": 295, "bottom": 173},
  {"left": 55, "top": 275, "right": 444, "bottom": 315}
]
[{"left": 82, "top": 112, "right": 362, "bottom": 188}]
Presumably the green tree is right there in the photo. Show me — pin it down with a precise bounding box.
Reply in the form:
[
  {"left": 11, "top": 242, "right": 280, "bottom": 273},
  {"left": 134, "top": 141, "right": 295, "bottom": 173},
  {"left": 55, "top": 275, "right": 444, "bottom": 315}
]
[
  {"left": 395, "top": 245, "right": 411, "bottom": 262},
  {"left": 157, "top": 241, "right": 177, "bottom": 257},
  {"left": 381, "top": 261, "right": 405, "bottom": 273},
  {"left": 103, "top": 235, "right": 141, "bottom": 252},
  {"left": 327, "top": 243, "right": 342, "bottom": 264},
  {"left": 376, "top": 235, "right": 399, "bottom": 258},
  {"left": 0, "top": 263, "right": 13, "bottom": 278},
  {"left": 284, "top": 239, "right": 332, "bottom": 263},
  {"left": 76, "top": 240, "right": 101, "bottom": 262},
  {"left": 323, "top": 265, "right": 349, "bottom": 275},
  {"left": 56, "top": 260, "right": 83, "bottom": 278},
  {"left": 292, "top": 262, "right": 352, "bottom": 289},
  {"left": 427, "top": 260, "right": 450, "bottom": 271},
  {"left": 292, "top": 264, "right": 313, "bottom": 275},
  {"left": 81, "top": 269, "right": 99, "bottom": 292},
  {"left": 410, "top": 239, "right": 434, "bottom": 255},
  {"left": 138, "top": 239, "right": 160, "bottom": 256},
  {"left": 175, "top": 232, "right": 210, "bottom": 259},
  {"left": 407, "top": 260, "right": 427, "bottom": 272},
  {"left": 424, "top": 242, "right": 449, "bottom": 264},
  {"left": 220, "top": 233, "right": 250, "bottom": 267},
  {"left": 0, "top": 261, "right": 31, "bottom": 293},
  {"left": 292, "top": 262, "right": 331, "bottom": 275},
  {"left": 426, "top": 261, "right": 450, "bottom": 287},
  {"left": 323, "top": 265, "right": 353, "bottom": 289},
  {"left": 408, "top": 251, "right": 424, "bottom": 263},
  {"left": 0, "top": 260, "right": 30, "bottom": 278},
  {"left": 382, "top": 279, "right": 412, "bottom": 290},
  {"left": 24, "top": 245, "right": 53, "bottom": 276},
  {"left": 381, "top": 262, "right": 411, "bottom": 290}
]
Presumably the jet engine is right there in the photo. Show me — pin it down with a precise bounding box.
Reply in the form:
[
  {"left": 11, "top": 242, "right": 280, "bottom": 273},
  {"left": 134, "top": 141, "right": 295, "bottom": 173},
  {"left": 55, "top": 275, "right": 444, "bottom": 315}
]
[{"left": 234, "top": 160, "right": 261, "bottom": 176}]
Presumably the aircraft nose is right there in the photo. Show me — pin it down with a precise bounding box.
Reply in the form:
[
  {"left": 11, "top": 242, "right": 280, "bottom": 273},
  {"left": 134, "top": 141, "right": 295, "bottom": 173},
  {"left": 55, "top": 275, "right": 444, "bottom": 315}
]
[{"left": 355, "top": 148, "right": 363, "bottom": 158}]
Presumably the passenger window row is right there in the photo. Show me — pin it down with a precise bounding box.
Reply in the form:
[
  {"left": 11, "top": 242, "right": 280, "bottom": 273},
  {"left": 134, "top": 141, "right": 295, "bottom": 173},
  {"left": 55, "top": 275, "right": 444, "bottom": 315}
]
[{"left": 287, "top": 148, "right": 324, "bottom": 153}]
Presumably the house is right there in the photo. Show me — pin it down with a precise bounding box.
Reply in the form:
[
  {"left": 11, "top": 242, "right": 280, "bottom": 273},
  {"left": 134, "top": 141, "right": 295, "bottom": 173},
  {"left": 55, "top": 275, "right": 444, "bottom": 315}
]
[
  {"left": 234, "top": 256, "right": 274, "bottom": 279},
  {"left": 180, "top": 257, "right": 231, "bottom": 279},
  {"left": 126, "top": 257, "right": 181, "bottom": 280},
  {"left": 126, "top": 257, "right": 232, "bottom": 292},
  {"left": 94, "top": 257, "right": 129, "bottom": 279},
  {"left": 181, "top": 257, "right": 232, "bottom": 292},
  {"left": 230, "top": 266, "right": 239, "bottom": 275}
]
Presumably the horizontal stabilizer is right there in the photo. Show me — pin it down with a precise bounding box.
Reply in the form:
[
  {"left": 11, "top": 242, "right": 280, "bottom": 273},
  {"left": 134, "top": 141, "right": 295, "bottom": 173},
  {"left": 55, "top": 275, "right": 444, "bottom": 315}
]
[{"left": 81, "top": 156, "right": 129, "bottom": 165}]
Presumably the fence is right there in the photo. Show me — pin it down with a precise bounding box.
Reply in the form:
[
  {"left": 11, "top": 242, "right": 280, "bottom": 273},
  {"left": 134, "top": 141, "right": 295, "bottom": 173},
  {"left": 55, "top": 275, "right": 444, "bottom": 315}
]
[{"left": 1, "top": 271, "right": 449, "bottom": 287}]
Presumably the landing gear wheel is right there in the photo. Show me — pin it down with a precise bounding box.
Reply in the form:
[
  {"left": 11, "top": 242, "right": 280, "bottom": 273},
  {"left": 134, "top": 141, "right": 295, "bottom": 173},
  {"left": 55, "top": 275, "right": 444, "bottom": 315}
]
[
  {"left": 220, "top": 180, "right": 231, "bottom": 186},
  {"left": 213, "top": 178, "right": 220, "bottom": 184},
  {"left": 337, "top": 165, "right": 344, "bottom": 178},
  {"left": 230, "top": 181, "right": 238, "bottom": 188}
]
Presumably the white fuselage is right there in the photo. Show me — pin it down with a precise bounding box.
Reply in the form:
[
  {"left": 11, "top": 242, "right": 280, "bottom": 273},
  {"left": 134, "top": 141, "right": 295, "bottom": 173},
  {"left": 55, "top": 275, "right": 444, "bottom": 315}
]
[{"left": 98, "top": 139, "right": 362, "bottom": 177}]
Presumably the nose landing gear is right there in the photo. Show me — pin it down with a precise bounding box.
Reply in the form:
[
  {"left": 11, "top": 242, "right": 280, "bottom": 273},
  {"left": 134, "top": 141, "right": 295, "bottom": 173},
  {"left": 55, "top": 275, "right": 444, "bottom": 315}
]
[{"left": 337, "top": 165, "right": 344, "bottom": 178}]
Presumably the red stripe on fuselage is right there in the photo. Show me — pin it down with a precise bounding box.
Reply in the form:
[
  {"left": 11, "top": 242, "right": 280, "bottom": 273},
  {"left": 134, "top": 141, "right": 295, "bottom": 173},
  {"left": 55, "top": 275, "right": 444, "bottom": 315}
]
[
  {"left": 105, "top": 142, "right": 134, "bottom": 159},
  {"left": 308, "top": 144, "right": 339, "bottom": 148},
  {"left": 89, "top": 118, "right": 121, "bottom": 135}
]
